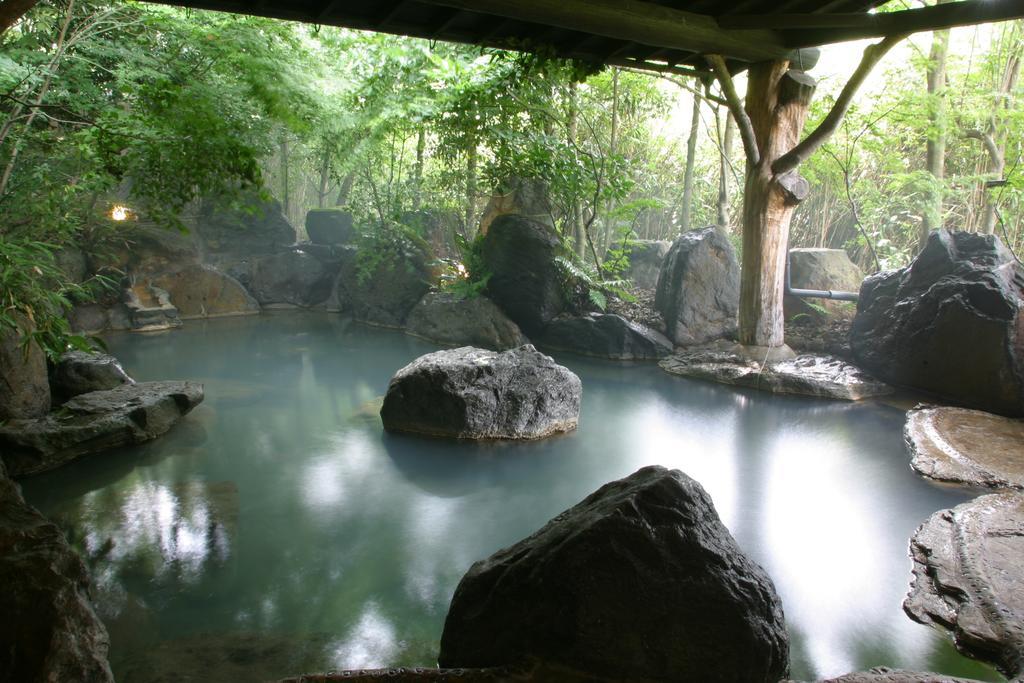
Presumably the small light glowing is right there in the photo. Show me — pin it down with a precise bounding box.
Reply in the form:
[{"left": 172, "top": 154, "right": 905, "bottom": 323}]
[
  {"left": 456, "top": 263, "right": 468, "bottom": 278},
  {"left": 110, "top": 205, "right": 131, "bottom": 221}
]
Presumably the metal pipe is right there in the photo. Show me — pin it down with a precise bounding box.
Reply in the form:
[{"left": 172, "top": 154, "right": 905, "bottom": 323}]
[{"left": 784, "top": 249, "right": 859, "bottom": 302}]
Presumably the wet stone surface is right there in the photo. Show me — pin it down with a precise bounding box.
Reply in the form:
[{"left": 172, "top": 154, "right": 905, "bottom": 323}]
[
  {"left": 904, "top": 492, "right": 1024, "bottom": 680},
  {"left": 660, "top": 344, "right": 892, "bottom": 401},
  {"left": 785, "top": 667, "right": 991, "bottom": 683},
  {"left": 905, "top": 406, "right": 1024, "bottom": 490}
]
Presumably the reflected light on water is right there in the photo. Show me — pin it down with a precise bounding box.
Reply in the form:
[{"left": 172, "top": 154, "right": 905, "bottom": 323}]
[
  {"left": 763, "top": 433, "right": 933, "bottom": 678},
  {"left": 329, "top": 603, "right": 400, "bottom": 670}
]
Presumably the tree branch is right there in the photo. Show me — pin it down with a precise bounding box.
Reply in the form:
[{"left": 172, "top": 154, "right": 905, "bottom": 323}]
[
  {"left": 706, "top": 54, "right": 759, "bottom": 166},
  {"left": 771, "top": 33, "right": 906, "bottom": 176},
  {"left": 963, "top": 128, "right": 1003, "bottom": 168}
]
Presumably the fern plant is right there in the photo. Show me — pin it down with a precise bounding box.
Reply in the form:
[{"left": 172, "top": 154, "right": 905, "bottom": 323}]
[{"left": 554, "top": 254, "right": 634, "bottom": 312}]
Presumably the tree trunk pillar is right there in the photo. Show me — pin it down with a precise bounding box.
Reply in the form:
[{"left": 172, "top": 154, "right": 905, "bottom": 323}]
[{"left": 737, "top": 61, "right": 816, "bottom": 348}]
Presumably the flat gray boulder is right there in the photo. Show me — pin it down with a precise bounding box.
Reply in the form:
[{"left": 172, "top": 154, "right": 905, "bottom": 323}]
[
  {"left": 661, "top": 345, "right": 892, "bottom": 401},
  {"left": 905, "top": 405, "right": 1024, "bottom": 490},
  {"left": 784, "top": 668, "right": 989, "bottom": 683},
  {"left": 439, "top": 466, "right": 789, "bottom": 682},
  {"left": 904, "top": 492, "right": 1024, "bottom": 680},
  {"left": 249, "top": 249, "right": 335, "bottom": 308},
  {"left": 405, "top": 292, "right": 528, "bottom": 351},
  {"left": 655, "top": 227, "right": 740, "bottom": 345},
  {"left": 380, "top": 345, "right": 580, "bottom": 440},
  {"left": 0, "top": 381, "right": 204, "bottom": 477},
  {"left": 540, "top": 312, "right": 672, "bottom": 360},
  {"left": 51, "top": 351, "right": 134, "bottom": 404},
  {"left": 0, "top": 462, "right": 114, "bottom": 682}
]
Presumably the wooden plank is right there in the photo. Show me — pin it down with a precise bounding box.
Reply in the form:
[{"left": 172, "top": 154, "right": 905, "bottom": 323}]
[
  {"left": 415, "top": 0, "right": 792, "bottom": 62},
  {"left": 721, "top": 0, "right": 1024, "bottom": 46}
]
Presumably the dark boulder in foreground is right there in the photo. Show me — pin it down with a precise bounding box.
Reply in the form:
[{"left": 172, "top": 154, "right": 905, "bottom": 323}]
[
  {"left": 381, "top": 346, "right": 580, "bottom": 440},
  {"left": 904, "top": 492, "right": 1024, "bottom": 679},
  {"left": 851, "top": 230, "right": 1024, "bottom": 416},
  {"left": 0, "top": 318, "right": 50, "bottom": 421},
  {"left": 481, "top": 215, "right": 565, "bottom": 335},
  {"left": 0, "top": 462, "right": 114, "bottom": 682},
  {"left": 305, "top": 209, "right": 355, "bottom": 245},
  {"left": 0, "top": 381, "right": 204, "bottom": 477},
  {"left": 439, "top": 465, "right": 789, "bottom": 683},
  {"left": 540, "top": 312, "right": 672, "bottom": 360},
  {"left": 655, "top": 227, "right": 740, "bottom": 346},
  {"left": 405, "top": 292, "right": 528, "bottom": 351},
  {"left": 51, "top": 351, "right": 134, "bottom": 404}
]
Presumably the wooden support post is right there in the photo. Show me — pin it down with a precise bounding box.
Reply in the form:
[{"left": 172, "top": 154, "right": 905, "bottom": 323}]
[{"left": 736, "top": 63, "right": 815, "bottom": 347}]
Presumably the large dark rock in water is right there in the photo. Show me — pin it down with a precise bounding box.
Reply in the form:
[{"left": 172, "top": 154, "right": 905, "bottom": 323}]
[
  {"left": 0, "top": 381, "right": 204, "bottom": 477},
  {"left": 540, "top": 312, "right": 672, "bottom": 360},
  {"left": 655, "top": 227, "right": 740, "bottom": 346},
  {"left": 151, "top": 264, "right": 259, "bottom": 319},
  {"left": 405, "top": 292, "right": 528, "bottom": 351},
  {"left": 332, "top": 248, "right": 432, "bottom": 327},
  {"left": 0, "top": 461, "right": 114, "bottom": 682},
  {"left": 850, "top": 231, "right": 1024, "bottom": 416},
  {"left": 51, "top": 351, "right": 134, "bottom": 404},
  {"left": 481, "top": 215, "right": 565, "bottom": 335},
  {"left": 249, "top": 249, "right": 336, "bottom": 308},
  {"left": 0, "top": 319, "right": 50, "bottom": 420},
  {"left": 439, "top": 466, "right": 789, "bottom": 682},
  {"left": 381, "top": 345, "right": 580, "bottom": 440},
  {"left": 305, "top": 209, "right": 355, "bottom": 245},
  {"left": 904, "top": 492, "right": 1024, "bottom": 679},
  {"left": 606, "top": 239, "right": 671, "bottom": 290}
]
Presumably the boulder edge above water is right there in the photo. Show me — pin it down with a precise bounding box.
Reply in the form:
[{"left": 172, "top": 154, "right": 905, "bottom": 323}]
[
  {"left": 439, "top": 465, "right": 789, "bottom": 683},
  {"left": 380, "top": 345, "right": 580, "bottom": 440}
]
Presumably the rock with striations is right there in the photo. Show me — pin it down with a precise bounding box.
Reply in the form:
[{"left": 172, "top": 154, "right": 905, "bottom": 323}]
[
  {"left": 151, "top": 264, "right": 260, "bottom": 319},
  {"left": 405, "top": 292, "right": 529, "bottom": 351},
  {"left": 481, "top": 215, "right": 566, "bottom": 335},
  {"left": 332, "top": 248, "right": 432, "bottom": 327},
  {"left": 50, "top": 351, "right": 134, "bottom": 404},
  {"left": 477, "top": 177, "right": 554, "bottom": 236},
  {"left": 380, "top": 345, "right": 580, "bottom": 440},
  {"left": 851, "top": 230, "right": 1024, "bottom": 417},
  {"left": 655, "top": 227, "right": 740, "bottom": 346},
  {"left": 0, "top": 317, "right": 50, "bottom": 421},
  {"left": 249, "top": 249, "right": 336, "bottom": 308},
  {"left": 905, "top": 405, "right": 1024, "bottom": 490},
  {"left": 438, "top": 465, "right": 789, "bottom": 683},
  {"left": 0, "top": 461, "right": 114, "bottom": 683},
  {"left": 305, "top": 209, "right": 355, "bottom": 245},
  {"left": 783, "top": 248, "right": 863, "bottom": 320},
  {"left": 904, "top": 492, "right": 1024, "bottom": 680},
  {"left": 783, "top": 668, "right": 991, "bottom": 683},
  {"left": 540, "top": 312, "right": 673, "bottom": 360},
  {"left": 0, "top": 381, "right": 204, "bottom": 477},
  {"left": 606, "top": 239, "right": 672, "bottom": 290},
  {"left": 660, "top": 345, "right": 892, "bottom": 401}
]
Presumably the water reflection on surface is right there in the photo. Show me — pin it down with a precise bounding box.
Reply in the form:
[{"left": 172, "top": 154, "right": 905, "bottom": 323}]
[{"left": 21, "top": 313, "right": 1002, "bottom": 682}]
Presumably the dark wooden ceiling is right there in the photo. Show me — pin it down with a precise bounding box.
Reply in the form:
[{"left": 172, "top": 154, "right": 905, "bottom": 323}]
[{"left": 139, "top": 0, "right": 1024, "bottom": 75}]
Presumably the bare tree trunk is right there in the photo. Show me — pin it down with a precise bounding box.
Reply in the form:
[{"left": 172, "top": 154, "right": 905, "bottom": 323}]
[
  {"left": 921, "top": 3, "right": 951, "bottom": 247},
  {"left": 280, "top": 135, "right": 290, "bottom": 218},
  {"left": 335, "top": 171, "right": 355, "bottom": 206},
  {"left": 464, "top": 141, "right": 477, "bottom": 234},
  {"left": 602, "top": 68, "right": 620, "bottom": 251},
  {"left": 738, "top": 63, "right": 816, "bottom": 348},
  {"left": 413, "top": 127, "right": 426, "bottom": 211},
  {"left": 317, "top": 150, "right": 331, "bottom": 209},
  {"left": 681, "top": 87, "right": 702, "bottom": 232},
  {"left": 717, "top": 110, "right": 736, "bottom": 228},
  {"left": 567, "top": 81, "right": 583, "bottom": 257}
]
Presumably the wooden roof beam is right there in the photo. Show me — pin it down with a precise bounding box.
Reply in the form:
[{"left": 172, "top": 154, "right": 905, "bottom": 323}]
[
  {"left": 414, "top": 0, "right": 792, "bottom": 63},
  {"left": 719, "top": 0, "right": 1024, "bottom": 46}
]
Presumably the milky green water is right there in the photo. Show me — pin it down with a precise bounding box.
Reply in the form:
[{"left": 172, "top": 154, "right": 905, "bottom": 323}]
[{"left": 20, "top": 313, "right": 1002, "bottom": 682}]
